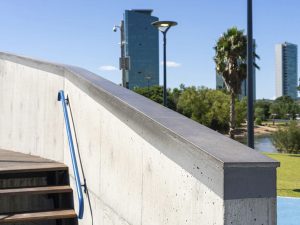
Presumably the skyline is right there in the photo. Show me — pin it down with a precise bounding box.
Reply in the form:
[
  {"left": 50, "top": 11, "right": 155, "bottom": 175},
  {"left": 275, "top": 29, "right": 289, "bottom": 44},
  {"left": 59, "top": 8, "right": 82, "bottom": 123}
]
[
  {"left": 0, "top": 0, "right": 299, "bottom": 99},
  {"left": 275, "top": 42, "right": 298, "bottom": 99},
  {"left": 123, "top": 9, "right": 160, "bottom": 89}
]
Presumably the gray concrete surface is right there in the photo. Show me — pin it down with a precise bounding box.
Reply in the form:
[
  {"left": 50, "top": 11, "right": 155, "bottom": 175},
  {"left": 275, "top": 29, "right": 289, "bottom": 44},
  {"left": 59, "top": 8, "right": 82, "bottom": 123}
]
[{"left": 0, "top": 51, "right": 279, "bottom": 225}]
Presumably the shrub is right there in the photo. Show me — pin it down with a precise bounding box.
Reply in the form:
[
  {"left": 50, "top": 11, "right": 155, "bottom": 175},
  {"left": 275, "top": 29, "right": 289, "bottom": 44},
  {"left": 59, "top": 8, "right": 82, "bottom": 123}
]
[
  {"left": 272, "top": 121, "right": 300, "bottom": 153},
  {"left": 177, "top": 87, "right": 230, "bottom": 133},
  {"left": 255, "top": 118, "right": 262, "bottom": 125},
  {"left": 255, "top": 107, "right": 265, "bottom": 121}
]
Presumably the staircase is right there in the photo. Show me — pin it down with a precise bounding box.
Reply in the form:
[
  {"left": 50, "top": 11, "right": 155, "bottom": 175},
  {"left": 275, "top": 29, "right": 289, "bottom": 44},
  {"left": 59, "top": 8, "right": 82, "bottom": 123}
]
[{"left": 0, "top": 149, "right": 78, "bottom": 225}]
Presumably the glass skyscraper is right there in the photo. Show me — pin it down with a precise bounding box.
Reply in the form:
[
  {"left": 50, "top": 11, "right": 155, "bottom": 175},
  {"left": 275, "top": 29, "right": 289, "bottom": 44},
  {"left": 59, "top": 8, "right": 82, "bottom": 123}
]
[
  {"left": 275, "top": 42, "right": 298, "bottom": 100},
  {"left": 216, "top": 73, "right": 256, "bottom": 100},
  {"left": 122, "top": 9, "right": 159, "bottom": 90}
]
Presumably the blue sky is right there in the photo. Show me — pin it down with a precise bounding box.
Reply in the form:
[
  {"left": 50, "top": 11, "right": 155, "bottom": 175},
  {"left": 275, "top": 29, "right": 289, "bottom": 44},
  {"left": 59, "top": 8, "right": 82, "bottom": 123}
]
[{"left": 0, "top": 0, "right": 299, "bottom": 99}]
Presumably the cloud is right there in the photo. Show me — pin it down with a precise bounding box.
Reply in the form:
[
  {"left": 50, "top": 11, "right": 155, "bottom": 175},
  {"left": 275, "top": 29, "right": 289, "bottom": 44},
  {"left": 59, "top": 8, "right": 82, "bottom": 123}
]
[
  {"left": 99, "top": 65, "right": 118, "bottom": 71},
  {"left": 161, "top": 61, "right": 181, "bottom": 68}
]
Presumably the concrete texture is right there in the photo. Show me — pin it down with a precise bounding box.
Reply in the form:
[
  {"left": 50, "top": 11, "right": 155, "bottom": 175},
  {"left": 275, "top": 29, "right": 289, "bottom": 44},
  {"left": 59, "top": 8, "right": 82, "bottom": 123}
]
[
  {"left": 0, "top": 51, "right": 279, "bottom": 225},
  {"left": 225, "top": 198, "right": 277, "bottom": 225}
]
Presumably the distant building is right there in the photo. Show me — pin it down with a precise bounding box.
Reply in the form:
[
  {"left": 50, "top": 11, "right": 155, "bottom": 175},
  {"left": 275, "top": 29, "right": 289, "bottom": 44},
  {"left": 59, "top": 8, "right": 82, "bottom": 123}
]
[
  {"left": 121, "top": 9, "right": 159, "bottom": 89},
  {"left": 275, "top": 42, "right": 298, "bottom": 100},
  {"left": 216, "top": 73, "right": 226, "bottom": 90},
  {"left": 240, "top": 72, "right": 256, "bottom": 100},
  {"left": 216, "top": 73, "right": 256, "bottom": 100}
]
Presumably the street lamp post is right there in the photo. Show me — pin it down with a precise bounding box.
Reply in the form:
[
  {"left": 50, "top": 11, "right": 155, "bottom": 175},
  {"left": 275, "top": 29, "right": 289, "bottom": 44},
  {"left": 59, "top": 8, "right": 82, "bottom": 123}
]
[
  {"left": 145, "top": 76, "right": 152, "bottom": 91},
  {"left": 271, "top": 113, "right": 277, "bottom": 125},
  {"left": 247, "top": 0, "right": 254, "bottom": 148},
  {"left": 152, "top": 21, "right": 177, "bottom": 107},
  {"left": 113, "top": 21, "right": 128, "bottom": 88}
]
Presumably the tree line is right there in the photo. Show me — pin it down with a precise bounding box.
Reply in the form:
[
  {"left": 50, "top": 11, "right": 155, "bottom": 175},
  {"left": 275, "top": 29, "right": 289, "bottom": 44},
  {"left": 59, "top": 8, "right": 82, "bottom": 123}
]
[
  {"left": 255, "top": 96, "right": 300, "bottom": 123},
  {"left": 134, "top": 26, "right": 300, "bottom": 140},
  {"left": 134, "top": 85, "right": 247, "bottom": 134},
  {"left": 134, "top": 85, "right": 300, "bottom": 134}
]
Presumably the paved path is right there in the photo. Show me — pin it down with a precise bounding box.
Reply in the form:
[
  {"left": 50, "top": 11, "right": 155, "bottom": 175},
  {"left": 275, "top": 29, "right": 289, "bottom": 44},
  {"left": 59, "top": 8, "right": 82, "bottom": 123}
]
[{"left": 278, "top": 197, "right": 300, "bottom": 225}]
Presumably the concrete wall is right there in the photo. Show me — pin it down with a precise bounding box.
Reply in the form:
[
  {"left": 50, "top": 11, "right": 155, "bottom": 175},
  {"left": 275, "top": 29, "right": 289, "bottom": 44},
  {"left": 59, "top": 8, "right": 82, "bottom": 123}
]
[{"left": 0, "top": 52, "right": 279, "bottom": 225}]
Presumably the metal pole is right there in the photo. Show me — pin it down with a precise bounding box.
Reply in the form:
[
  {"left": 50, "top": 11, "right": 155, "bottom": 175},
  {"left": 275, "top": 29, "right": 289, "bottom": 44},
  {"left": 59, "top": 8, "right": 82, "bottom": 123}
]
[
  {"left": 120, "top": 20, "right": 127, "bottom": 88},
  {"left": 247, "top": 0, "right": 254, "bottom": 148},
  {"left": 163, "top": 32, "right": 167, "bottom": 106}
]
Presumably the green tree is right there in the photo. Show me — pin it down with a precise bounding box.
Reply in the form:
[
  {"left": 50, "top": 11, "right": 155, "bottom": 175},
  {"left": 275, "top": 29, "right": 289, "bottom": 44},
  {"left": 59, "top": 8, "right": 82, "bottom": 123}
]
[
  {"left": 134, "top": 85, "right": 162, "bottom": 103},
  {"left": 134, "top": 84, "right": 248, "bottom": 133},
  {"left": 214, "top": 27, "right": 258, "bottom": 138},
  {"left": 133, "top": 85, "right": 181, "bottom": 111},
  {"left": 168, "top": 84, "right": 185, "bottom": 111},
  {"left": 269, "top": 96, "right": 300, "bottom": 119},
  {"left": 272, "top": 121, "right": 300, "bottom": 153},
  {"left": 176, "top": 86, "right": 199, "bottom": 119},
  {"left": 255, "top": 99, "right": 272, "bottom": 120},
  {"left": 236, "top": 97, "right": 247, "bottom": 126},
  {"left": 177, "top": 87, "right": 230, "bottom": 133},
  {"left": 255, "top": 107, "right": 265, "bottom": 121}
]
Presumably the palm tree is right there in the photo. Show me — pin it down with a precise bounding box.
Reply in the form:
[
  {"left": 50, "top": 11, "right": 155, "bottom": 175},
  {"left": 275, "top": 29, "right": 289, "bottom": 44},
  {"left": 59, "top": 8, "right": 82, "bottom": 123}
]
[{"left": 214, "top": 27, "right": 259, "bottom": 139}]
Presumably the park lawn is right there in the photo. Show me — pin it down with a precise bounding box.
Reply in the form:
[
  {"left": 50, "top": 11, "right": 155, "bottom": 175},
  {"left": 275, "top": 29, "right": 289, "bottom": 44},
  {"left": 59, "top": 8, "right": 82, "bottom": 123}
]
[
  {"left": 265, "top": 153, "right": 300, "bottom": 197},
  {"left": 263, "top": 121, "right": 288, "bottom": 128}
]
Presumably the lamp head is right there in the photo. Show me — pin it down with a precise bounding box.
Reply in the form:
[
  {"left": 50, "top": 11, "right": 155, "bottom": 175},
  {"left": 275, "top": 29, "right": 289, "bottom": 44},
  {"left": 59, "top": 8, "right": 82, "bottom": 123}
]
[{"left": 151, "top": 21, "right": 177, "bottom": 33}]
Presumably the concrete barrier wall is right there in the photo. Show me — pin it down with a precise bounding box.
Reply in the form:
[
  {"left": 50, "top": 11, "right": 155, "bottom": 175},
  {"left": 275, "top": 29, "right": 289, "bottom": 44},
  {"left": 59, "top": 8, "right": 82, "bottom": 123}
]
[{"left": 0, "top": 52, "right": 279, "bottom": 225}]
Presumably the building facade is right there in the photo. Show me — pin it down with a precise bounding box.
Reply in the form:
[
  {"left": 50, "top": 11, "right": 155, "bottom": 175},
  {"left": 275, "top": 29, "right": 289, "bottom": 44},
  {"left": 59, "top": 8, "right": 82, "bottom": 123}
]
[
  {"left": 122, "top": 9, "right": 159, "bottom": 89},
  {"left": 275, "top": 42, "right": 298, "bottom": 100},
  {"left": 216, "top": 73, "right": 256, "bottom": 100},
  {"left": 216, "top": 73, "right": 226, "bottom": 90},
  {"left": 240, "top": 72, "right": 256, "bottom": 100}
]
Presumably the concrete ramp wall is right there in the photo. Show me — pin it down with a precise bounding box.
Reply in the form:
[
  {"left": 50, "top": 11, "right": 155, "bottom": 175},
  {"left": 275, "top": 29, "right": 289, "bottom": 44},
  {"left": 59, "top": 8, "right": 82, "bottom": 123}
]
[{"left": 0, "top": 52, "right": 279, "bottom": 225}]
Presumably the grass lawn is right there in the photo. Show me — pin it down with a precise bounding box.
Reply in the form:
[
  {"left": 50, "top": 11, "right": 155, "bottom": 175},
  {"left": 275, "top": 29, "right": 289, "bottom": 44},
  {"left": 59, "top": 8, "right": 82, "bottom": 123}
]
[
  {"left": 265, "top": 153, "right": 300, "bottom": 197},
  {"left": 263, "top": 121, "right": 288, "bottom": 127}
]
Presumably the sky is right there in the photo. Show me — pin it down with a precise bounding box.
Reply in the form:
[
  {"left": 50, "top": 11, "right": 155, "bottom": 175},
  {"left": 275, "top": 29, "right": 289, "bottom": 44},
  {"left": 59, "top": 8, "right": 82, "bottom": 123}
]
[{"left": 0, "top": 0, "right": 299, "bottom": 99}]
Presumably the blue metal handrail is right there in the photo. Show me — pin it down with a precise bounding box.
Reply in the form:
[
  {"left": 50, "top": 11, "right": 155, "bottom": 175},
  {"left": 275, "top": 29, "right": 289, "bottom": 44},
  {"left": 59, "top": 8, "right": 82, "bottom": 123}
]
[{"left": 58, "top": 90, "right": 84, "bottom": 219}]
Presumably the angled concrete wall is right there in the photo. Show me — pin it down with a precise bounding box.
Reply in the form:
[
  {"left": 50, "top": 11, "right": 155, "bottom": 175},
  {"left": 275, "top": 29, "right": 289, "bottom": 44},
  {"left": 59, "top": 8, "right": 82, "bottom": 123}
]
[{"left": 0, "top": 52, "right": 279, "bottom": 225}]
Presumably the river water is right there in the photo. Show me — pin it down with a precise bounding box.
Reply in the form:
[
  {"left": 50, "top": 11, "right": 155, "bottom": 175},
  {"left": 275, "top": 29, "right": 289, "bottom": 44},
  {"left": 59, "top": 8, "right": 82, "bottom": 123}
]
[
  {"left": 254, "top": 135, "right": 278, "bottom": 153},
  {"left": 237, "top": 135, "right": 278, "bottom": 153}
]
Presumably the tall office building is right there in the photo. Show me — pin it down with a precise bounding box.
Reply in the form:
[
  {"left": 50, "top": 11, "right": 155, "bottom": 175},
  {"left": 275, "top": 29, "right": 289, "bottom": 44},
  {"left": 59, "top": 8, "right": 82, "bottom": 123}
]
[
  {"left": 275, "top": 42, "right": 298, "bottom": 100},
  {"left": 216, "top": 73, "right": 256, "bottom": 100},
  {"left": 216, "top": 73, "right": 226, "bottom": 90},
  {"left": 240, "top": 72, "right": 256, "bottom": 100},
  {"left": 121, "top": 9, "right": 159, "bottom": 89}
]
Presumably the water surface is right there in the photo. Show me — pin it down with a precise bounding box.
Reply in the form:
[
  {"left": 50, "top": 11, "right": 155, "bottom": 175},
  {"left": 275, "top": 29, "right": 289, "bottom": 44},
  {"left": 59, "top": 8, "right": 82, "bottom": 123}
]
[
  {"left": 254, "top": 135, "right": 278, "bottom": 153},
  {"left": 237, "top": 135, "right": 278, "bottom": 153}
]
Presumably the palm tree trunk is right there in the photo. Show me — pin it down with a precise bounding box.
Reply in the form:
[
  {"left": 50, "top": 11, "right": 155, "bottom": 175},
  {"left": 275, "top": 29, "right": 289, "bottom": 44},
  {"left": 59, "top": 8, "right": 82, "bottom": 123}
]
[{"left": 229, "top": 92, "right": 236, "bottom": 139}]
